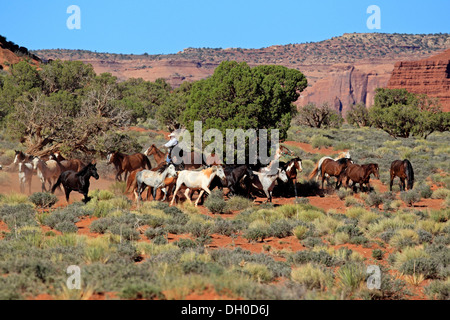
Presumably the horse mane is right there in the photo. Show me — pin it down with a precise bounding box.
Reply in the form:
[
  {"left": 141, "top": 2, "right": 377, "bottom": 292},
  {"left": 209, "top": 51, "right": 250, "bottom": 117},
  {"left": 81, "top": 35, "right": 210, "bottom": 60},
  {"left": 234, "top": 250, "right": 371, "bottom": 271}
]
[
  {"left": 76, "top": 163, "right": 93, "bottom": 176},
  {"left": 156, "top": 163, "right": 170, "bottom": 173},
  {"left": 404, "top": 160, "right": 414, "bottom": 189},
  {"left": 337, "top": 157, "right": 350, "bottom": 165}
]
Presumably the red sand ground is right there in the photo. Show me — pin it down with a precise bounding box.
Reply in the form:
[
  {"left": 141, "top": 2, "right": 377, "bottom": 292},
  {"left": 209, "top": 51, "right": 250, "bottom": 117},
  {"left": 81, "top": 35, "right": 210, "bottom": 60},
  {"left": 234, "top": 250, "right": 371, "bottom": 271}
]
[{"left": 1, "top": 140, "right": 446, "bottom": 301}]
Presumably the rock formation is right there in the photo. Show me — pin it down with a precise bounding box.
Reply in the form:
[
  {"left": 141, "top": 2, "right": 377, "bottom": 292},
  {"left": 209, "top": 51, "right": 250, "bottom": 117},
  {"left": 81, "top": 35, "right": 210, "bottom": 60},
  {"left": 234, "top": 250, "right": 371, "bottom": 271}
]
[{"left": 387, "top": 49, "right": 450, "bottom": 112}]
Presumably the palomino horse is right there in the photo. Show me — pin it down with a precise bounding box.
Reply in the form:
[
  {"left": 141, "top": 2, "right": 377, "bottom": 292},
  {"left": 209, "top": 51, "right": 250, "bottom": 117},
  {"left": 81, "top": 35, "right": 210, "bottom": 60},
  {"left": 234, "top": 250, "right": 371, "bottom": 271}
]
[
  {"left": 170, "top": 166, "right": 226, "bottom": 207},
  {"left": 107, "top": 151, "right": 152, "bottom": 182},
  {"left": 320, "top": 158, "right": 353, "bottom": 190},
  {"left": 390, "top": 160, "right": 414, "bottom": 191},
  {"left": 52, "top": 162, "right": 99, "bottom": 203},
  {"left": 249, "top": 167, "right": 289, "bottom": 203},
  {"left": 277, "top": 158, "right": 303, "bottom": 198},
  {"left": 309, "top": 151, "right": 351, "bottom": 181},
  {"left": 49, "top": 154, "right": 85, "bottom": 173},
  {"left": 32, "top": 157, "right": 61, "bottom": 192},
  {"left": 135, "top": 164, "right": 177, "bottom": 202},
  {"left": 18, "top": 161, "right": 33, "bottom": 194},
  {"left": 340, "top": 163, "right": 380, "bottom": 193}
]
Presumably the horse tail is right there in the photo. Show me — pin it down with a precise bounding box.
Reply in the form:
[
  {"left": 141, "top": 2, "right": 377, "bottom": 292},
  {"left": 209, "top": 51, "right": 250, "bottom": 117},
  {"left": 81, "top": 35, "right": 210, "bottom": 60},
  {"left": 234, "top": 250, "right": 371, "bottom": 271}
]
[
  {"left": 404, "top": 160, "right": 414, "bottom": 190},
  {"left": 144, "top": 155, "right": 152, "bottom": 170},
  {"left": 51, "top": 174, "right": 63, "bottom": 194},
  {"left": 126, "top": 173, "right": 137, "bottom": 194},
  {"left": 308, "top": 162, "right": 319, "bottom": 180}
]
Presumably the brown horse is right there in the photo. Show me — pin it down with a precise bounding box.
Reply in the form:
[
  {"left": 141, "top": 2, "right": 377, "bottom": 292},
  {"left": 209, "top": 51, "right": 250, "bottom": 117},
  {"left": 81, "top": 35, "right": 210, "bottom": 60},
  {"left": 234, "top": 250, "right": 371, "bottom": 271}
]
[
  {"left": 50, "top": 153, "right": 85, "bottom": 173},
  {"left": 276, "top": 158, "right": 303, "bottom": 198},
  {"left": 107, "top": 151, "right": 152, "bottom": 182},
  {"left": 390, "top": 160, "right": 414, "bottom": 191},
  {"left": 340, "top": 163, "right": 380, "bottom": 193},
  {"left": 321, "top": 158, "right": 353, "bottom": 190},
  {"left": 144, "top": 145, "right": 166, "bottom": 165}
]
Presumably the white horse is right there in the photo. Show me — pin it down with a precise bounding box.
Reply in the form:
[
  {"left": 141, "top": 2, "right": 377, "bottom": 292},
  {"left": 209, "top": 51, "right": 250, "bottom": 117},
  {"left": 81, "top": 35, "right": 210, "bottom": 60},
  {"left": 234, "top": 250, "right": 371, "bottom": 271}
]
[
  {"left": 249, "top": 167, "right": 289, "bottom": 203},
  {"left": 309, "top": 151, "right": 351, "bottom": 181},
  {"left": 32, "top": 157, "right": 61, "bottom": 192},
  {"left": 135, "top": 164, "right": 177, "bottom": 202},
  {"left": 170, "top": 166, "right": 226, "bottom": 207},
  {"left": 18, "top": 162, "right": 33, "bottom": 194}
]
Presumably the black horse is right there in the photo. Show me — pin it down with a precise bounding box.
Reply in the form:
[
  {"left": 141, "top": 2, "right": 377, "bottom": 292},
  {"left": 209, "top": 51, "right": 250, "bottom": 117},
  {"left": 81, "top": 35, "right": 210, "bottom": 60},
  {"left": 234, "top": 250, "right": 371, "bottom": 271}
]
[{"left": 51, "top": 162, "right": 99, "bottom": 203}]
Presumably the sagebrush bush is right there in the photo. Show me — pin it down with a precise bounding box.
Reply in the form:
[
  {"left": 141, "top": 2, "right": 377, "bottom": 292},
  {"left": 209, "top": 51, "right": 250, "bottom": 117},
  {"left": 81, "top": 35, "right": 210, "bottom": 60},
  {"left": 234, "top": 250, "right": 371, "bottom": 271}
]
[
  {"left": 204, "top": 190, "right": 228, "bottom": 214},
  {"left": 400, "top": 190, "right": 422, "bottom": 207},
  {"left": 432, "top": 189, "right": 450, "bottom": 200},
  {"left": 310, "top": 135, "right": 332, "bottom": 149},
  {"left": 29, "top": 192, "right": 58, "bottom": 209},
  {"left": 425, "top": 278, "right": 450, "bottom": 300}
]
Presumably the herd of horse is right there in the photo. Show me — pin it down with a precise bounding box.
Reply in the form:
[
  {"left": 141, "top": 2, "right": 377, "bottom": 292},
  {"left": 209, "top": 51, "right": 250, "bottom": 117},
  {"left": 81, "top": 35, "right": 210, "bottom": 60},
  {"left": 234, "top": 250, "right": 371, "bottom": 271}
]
[{"left": 9, "top": 145, "right": 415, "bottom": 206}]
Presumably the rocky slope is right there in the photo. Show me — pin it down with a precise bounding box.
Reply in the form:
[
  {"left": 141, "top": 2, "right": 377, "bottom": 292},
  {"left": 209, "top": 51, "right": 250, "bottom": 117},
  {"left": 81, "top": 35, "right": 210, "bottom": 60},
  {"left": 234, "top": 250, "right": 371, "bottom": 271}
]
[
  {"left": 28, "top": 33, "right": 450, "bottom": 112},
  {"left": 0, "top": 36, "right": 40, "bottom": 71},
  {"left": 387, "top": 49, "right": 450, "bottom": 112}
]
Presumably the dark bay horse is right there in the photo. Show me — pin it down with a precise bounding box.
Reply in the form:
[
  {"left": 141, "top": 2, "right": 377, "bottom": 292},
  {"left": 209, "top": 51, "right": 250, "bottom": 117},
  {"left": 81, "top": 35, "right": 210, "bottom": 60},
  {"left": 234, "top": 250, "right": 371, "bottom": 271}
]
[
  {"left": 340, "top": 163, "right": 380, "bottom": 193},
  {"left": 107, "top": 151, "right": 152, "bottom": 182},
  {"left": 51, "top": 162, "right": 99, "bottom": 203},
  {"left": 390, "top": 160, "right": 414, "bottom": 191},
  {"left": 277, "top": 158, "right": 303, "bottom": 198},
  {"left": 320, "top": 158, "right": 353, "bottom": 190}
]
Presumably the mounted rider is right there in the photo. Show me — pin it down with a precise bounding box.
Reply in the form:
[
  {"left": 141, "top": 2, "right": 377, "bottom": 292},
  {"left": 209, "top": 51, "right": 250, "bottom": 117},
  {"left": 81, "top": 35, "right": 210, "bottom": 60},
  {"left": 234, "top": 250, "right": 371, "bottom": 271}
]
[{"left": 163, "top": 132, "right": 179, "bottom": 164}]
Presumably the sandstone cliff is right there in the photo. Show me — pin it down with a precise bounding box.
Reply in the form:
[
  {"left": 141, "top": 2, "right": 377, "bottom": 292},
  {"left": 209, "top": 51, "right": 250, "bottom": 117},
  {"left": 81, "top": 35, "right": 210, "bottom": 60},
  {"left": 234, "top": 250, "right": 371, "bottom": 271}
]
[{"left": 387, "top": 49, "right": 450, "bottom": 112}]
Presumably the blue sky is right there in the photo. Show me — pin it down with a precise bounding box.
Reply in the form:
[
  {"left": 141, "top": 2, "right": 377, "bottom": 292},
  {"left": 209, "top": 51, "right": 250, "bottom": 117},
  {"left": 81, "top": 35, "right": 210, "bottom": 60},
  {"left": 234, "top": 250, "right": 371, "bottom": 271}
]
[{"left": 0, "top": 0, "right": 448, "bottom": 54}]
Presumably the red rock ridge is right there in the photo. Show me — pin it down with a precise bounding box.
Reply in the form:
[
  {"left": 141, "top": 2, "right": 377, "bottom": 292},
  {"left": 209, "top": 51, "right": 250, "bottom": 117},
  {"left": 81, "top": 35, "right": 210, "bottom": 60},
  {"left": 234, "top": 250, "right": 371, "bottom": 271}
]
[{"left": 387, "top": 49, "right": 450, "bottom": 112}]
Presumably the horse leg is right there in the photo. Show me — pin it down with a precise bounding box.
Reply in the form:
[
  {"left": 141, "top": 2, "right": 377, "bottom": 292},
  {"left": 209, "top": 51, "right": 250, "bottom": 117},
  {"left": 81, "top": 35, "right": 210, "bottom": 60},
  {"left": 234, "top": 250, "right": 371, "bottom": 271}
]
[
  {"left": 390, "top": 176, "right": 394, "bottom": 192},
  {"left": 401, "top": 178, "right": 406, "bottom": 191},
  {"left": 195, "top": 190, "right": 206, "bottom": 207},
  {"left": 293, "top": 179, "right": 298, "bottom": 198},
  {"left": 184, "top": 188, "right": 193, "bottom": 205},
  {"left": 65, "top": 189, "right": 71, "bottom": 204},
  {"left": 170, "top": 184, "right": 182, "bottom": 206}
]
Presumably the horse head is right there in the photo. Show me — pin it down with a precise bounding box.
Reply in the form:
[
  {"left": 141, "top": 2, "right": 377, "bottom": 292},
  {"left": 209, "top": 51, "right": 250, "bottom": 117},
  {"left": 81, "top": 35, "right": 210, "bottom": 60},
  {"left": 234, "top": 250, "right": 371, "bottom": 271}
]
[
  {"left": 278, "top": 168, "right": 289, "bottom": 183},
  {"left": 371, "top": 164, "right": 380, "bottom": 179},
  {"left": 88, "top": 163, "right": 100, "bottom": 180},
  {"left": 213, "top": 166, "right": 226, "bottom": 180},
  {"left": 106, "top": 152, "right": 116, "bottom": 164}
]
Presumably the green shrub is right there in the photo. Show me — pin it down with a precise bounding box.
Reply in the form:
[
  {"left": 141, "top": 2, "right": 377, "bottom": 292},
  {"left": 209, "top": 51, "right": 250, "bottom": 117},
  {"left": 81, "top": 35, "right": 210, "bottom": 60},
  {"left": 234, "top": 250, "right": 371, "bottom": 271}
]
[
  {"left": 204, "top": 190, "right": 228, "bottom": 214},
  {"left": 28, "top": 192, "right": 58, "bottom": 209},
  {"left": 243, "top": 263, "right": 274, "bottom": 283},
  {"left": 400, "top": 190, "right": 421, "bottom": 207},
  {"left": 119, "top": 283, "right": 165, "bottom": 300},
  {"left": 226, "top": 196, "right": 253, "bottom": 211},
  {"left": 337, "top": 263, "right": 366, "bottom": 293},
  {"left": 269, "top": 220, "right": 293, "bottom": 239},
  {"left": 366, "top": 192, "right": 383, "bottom": 208},
  {"left": 311, "top": 135, "right": 332, "bottom": 149},
  {"left": 400, "top": 258, "right": 439, "bottom": 279},
  {"left": 55, "top": 221, "right": 78, "bottom": 234},
  {"left": 432, "top": 188, "right": 450, "bottom": 200},
  {"left": 294, "top": 225, "right": 309, "bottom": 241},
  {"left": 417, "top": 184, "right": 433, "bottom": 199},
  {"left": 425, "top": 278, "right": 450, "bottom": 300},
  {"left": 291, "top": 263, "right": 331, "bottom": 290},
  {"left": 145, "top": 227, "right": 167, "bottom": 240},
  {"left": 372, "top": 249, "right": 383, "bottom": 260}
]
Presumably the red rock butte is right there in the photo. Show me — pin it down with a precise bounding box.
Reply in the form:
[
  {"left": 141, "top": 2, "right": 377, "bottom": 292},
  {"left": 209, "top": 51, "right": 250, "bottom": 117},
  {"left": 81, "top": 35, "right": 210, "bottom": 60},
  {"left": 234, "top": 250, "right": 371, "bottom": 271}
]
[{"left": 387, "top": 49, "right": 450, "bottom": 112}]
